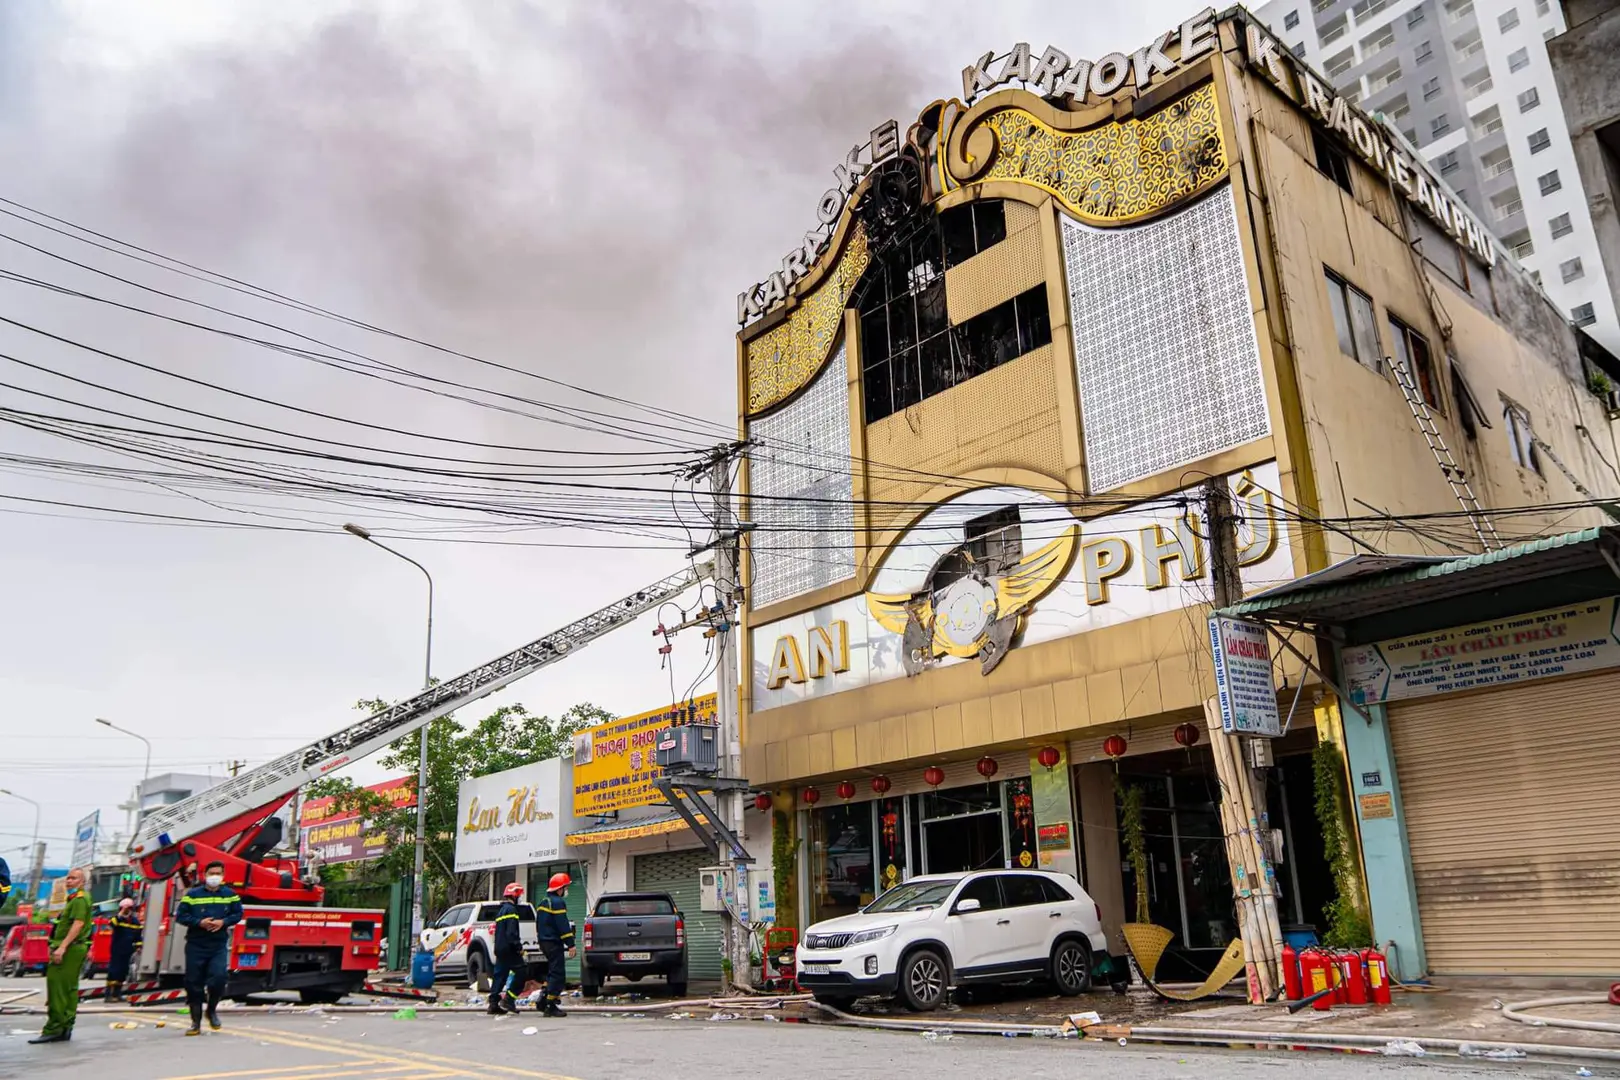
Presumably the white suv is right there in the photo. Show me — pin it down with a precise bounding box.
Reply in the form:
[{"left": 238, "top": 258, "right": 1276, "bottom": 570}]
[
  {"left": 796, "top": 870, "right": 1108, "bottom": 1012},
  {"left": 419, "top": 901, "right": 542, "bottom": 990}
]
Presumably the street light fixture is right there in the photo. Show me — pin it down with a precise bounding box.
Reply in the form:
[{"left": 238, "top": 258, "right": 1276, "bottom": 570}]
[
  {"left": 342, "top": 522, "right": 434, "bottom": 952},
  {"left": 1, "top": 788, "right": 42, "bottom": 902},
  {"left": 95, "top": 717, "right": 154, "bottom": 814}
]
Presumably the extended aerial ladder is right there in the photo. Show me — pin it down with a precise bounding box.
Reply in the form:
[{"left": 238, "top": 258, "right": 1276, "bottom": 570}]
[{"left": 127, "top": 562, "right": 706, "bottom": 994}]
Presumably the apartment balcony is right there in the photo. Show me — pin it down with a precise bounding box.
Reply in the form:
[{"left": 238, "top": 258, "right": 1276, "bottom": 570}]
[
  {"left": 1493, "top": 197, "right": 1525, "bottom": 222},
  {"left": 1455, "top": 37, "right": 1485, "bottom": 60},
  {"left": 1482, "top": 156, "right": 1515, "bottom": 181},
  {"left": 1464, "top": 75, "right": 1494, "bottom": 100},
  {"left": 1447, "top": 0, "right": 1475, "bottom": 22},
  {"left": 1322, "top": 19, "right": 1349, "bottom": 45}
]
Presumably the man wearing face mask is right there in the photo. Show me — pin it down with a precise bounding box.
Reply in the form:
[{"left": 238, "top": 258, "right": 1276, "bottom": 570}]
[
  {"left": 533, "top": 872, "right": 575, "bottom": 1018},
  {"left": 175, "top": 861, "right": 242, "bottom": 1036},
  {"left": 28, "top": 867, "right": 91, "bottom": 1044}
]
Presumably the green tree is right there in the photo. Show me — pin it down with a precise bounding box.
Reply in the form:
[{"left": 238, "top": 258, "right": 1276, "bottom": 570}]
[{"left": 304, "top": 699, "right": 610, "bottom": 915}]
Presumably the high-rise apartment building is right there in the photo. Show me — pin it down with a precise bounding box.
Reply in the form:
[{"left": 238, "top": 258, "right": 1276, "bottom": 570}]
[{"left": 1259, "top": 0, "right": 1620, "bottom": 351}]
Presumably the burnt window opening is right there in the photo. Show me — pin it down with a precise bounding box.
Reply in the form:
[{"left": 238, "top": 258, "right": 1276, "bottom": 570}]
[
  {"left": 1313, "top": 128, "right": 1354, "bottom": 193},
  {"left": 965, "top": 506, "right": 1024, "bottom": 572},
  {"left": 940, "top": 200, "right": 1008, "bottom": 269}
]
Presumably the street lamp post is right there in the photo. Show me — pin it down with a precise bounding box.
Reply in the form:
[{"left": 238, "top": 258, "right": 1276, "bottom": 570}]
[
  {"left": 1, "top": 788, "right": 42, "bottom": 903},
  {"left": 95, "top": 719, "right": 153, "bottom": 834},
  {"left": 343, "top": 523, "right": 434, "bottom": 953}
]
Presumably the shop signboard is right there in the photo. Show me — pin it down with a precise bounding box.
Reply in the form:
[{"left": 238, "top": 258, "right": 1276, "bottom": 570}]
[
  {"left": 1208, "top": 616, "right": 1283, "bottom": 737},
  {"left": 71, "top": 810, "right": 98, "bottom": 869},
  {"left": 1340, "top": 598, "right": 1620, "bottom": 705},
  {"left": 454, "top": 758, "right": 571, "bottom": 873},
  {"left": 299, "top": 776, "right": 416, "bottom": 828},
  {"left": 297, "top": 776, "right": 416, "bottom": 866},
  {"left": 571, "top": 695, "right": 717, "bottom": 818}
]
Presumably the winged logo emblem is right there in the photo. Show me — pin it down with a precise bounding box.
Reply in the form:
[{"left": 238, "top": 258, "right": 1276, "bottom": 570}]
[{"left": 866, "top": 524, "right": 1079, "bottom": 676}]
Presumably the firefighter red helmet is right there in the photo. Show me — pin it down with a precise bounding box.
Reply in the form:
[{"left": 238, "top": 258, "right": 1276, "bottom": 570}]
[
  {"left": 503, "top": 882, "right": 524, "bottom": 899},
  {"left": 548, "top": 872, "right": 571, "bottom": 891}
]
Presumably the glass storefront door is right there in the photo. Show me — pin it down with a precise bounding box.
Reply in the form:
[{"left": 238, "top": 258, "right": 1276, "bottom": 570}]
[
  {"left": 918, "top": 781, "right": 1006, "bottom": 874},
  {"left": 809, "top": 802, "right": 875, "bottom": 922}
]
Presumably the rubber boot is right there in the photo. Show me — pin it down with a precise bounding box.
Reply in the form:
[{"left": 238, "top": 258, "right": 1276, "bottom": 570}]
[
  {"left": 543, "top": 999, "right": 568, "bottom": 1018},
  {"left": 206, "top": 988, "right": 222, "bottom": 1030},
  {"left": 486, "top": 996, "right": 504, "bottom": 1016},
  {"left": 186, "top": 1002, "right": 202, "bottom": 1037}
]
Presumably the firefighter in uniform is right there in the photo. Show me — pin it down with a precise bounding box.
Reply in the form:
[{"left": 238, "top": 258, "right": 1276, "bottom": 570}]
[
  {"left": 29, "top": 867, "right": 91, "bottom": 1044},
  {"left": 175, "top": 861, "right": 242, "bottom": 1035},
  {"left": 488, "top": 882, "right": 526, "bottom": 1016},
  {"left": 0, "top": 855, "right": 11, "bottom": 909},
  {"left": 534, "top": 872, "right": 574, "bottom": 1017},
  {"left": 106, "top": 897, "right": 142, "bottom": 1002}
]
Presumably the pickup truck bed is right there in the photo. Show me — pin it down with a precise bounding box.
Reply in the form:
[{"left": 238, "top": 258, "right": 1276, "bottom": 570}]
[{"left": 581, "top": 892, "right": 687, "bottom": 998}]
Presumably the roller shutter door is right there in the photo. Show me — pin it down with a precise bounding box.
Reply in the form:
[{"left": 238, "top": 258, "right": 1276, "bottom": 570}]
[
  {"left": 1389, "top": 671, "right": 1620, "bottom": 976},
  {"left": 633, "top": 849, "right": 724, "bottom": 982}
]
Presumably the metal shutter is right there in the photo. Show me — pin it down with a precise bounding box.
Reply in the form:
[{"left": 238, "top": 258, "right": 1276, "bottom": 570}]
[
  {"left": 1389, "top": 671, "right": 1620, "bottom": 976},
  {"left": 633, "top": 849, "right": 724, "bottom": 981}
]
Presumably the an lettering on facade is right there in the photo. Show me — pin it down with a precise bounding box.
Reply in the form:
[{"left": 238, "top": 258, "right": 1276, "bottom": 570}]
[
  {"left": 768, "top": 620, "right": 850, "bottom": 689},
  {"left": 962, "top": 9, "right": 1217, "bottom": 104},
  {"left": 738, "top": 122, "right": 900, "bottom": 327},
  {"left": 1242, "top": 19, "right": 1497, "bottom": 268}
]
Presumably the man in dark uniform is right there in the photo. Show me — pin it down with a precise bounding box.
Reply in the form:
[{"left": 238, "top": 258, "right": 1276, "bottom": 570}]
[
  {"left": 487, "top": 882, "right": 527, "bottom": 1015},
  {"left": 105, "top": 897, "right": 142, "bottom": 1002},
  {"left": 175, "top": 861, "right": 242, "bottom": 1035},
  {"left": 29, "top": 868, "right": 91, "bottom": 1044},
  {"left": 0, "top": 855, "right": 11, "bottom": 909},
  {"left": 534, "top": 872, "right": 574, "bottom": 1018}
]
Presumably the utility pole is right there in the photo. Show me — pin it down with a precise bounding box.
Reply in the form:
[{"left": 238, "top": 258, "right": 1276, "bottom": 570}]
[
  {"left": 227, "top": 760, "right": 246, "bottom": 778},
  {"left": 1203, "top": 479, "right": 1285, "bottom": 1002}
]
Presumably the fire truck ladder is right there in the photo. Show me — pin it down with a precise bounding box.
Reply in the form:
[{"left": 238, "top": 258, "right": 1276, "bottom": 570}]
[
  {"left": 1387, "top": 352, "right": 1501, "bottom": 551},
  {"left": 132, "top": 564, "right": 705, "bottom": 856},
  {"left": 1531, "top": 434, "right": 1620, "bottom": 523}
]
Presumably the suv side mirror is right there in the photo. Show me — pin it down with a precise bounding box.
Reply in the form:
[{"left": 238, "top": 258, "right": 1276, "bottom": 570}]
[{"left": 954, "top": 898, "right": 982, "bottom": 914}]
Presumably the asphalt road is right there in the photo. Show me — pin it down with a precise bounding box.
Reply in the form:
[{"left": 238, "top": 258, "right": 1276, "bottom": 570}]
[{"left": 0, "top": 1008, "right": 1590, "bottom": 1080}]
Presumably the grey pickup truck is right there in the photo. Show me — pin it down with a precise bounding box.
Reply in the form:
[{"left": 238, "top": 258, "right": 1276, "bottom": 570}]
[{"left": 580, "top": 892, "right": 688, "bottom": 998}]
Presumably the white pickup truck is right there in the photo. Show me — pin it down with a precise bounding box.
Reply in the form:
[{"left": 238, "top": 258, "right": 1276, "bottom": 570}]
[{"left": 419, "top": 900, "right": 544, "bottom": 991}]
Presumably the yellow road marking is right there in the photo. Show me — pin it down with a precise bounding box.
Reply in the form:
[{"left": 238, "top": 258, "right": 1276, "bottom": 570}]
[
  {"left": 223, "top": 1025, "right": 585, "bottom": 1080},
  {"left": 160, "top": 1064, "right": 386, "bottom": 1080}
]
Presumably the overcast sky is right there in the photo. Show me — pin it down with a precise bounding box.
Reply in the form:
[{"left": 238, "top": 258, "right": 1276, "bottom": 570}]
[{"left": 0, "top": 0, "right": 1192, "bottom": 873}]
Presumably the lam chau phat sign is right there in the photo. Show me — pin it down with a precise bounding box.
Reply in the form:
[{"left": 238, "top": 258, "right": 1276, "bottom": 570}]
[
  {"left": 1341, "top": 599, "right": 1620, "bottom": 705},
  {"left": 1208, "top": 616, "right": 1283, "bottom": 737}
]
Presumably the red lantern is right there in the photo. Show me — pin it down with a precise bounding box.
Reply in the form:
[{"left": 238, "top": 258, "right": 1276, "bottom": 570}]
[
  {"left": 976, "top": 756, "right": 999, "bottom": 778},
  {"left": 1102, "top": 734, "right": 1128, "bottom": 760},
  {"left": 802, "top": 786, "right": 820, "bottom": 805},
  {"left": 754, "top": 792, "right": 772, "bottom": 812},
  {"left": 837, "top": 780, "right": 857, "bottom": 801},
  {"left": 870, "top": 775, "right": 892, "bottom": 795},
  {"left": 923, "top": 766, "right": 945, "bottom": 787},
  {"left": 1174, "top": 723, "right": 1200, "bottom": 748},
  {"left": 1036, "top": 745, "right": 1062, "bottom": 770}
]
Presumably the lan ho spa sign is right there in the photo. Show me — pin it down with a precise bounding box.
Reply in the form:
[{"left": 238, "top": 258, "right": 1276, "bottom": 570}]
[{"left": 454, "top": 758, "right": 571, "bottom": 873}]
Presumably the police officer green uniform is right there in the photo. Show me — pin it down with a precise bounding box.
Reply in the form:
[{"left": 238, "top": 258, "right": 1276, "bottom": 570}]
[
  {"left": 30, "top": 870, "right": 92, "bottom": 1044},
  {"left": 175, "top": 861, "right": 243, "bottom": 1035},
  {"left": 535, "top": 872, "right": 574, "bottom": 1017}
]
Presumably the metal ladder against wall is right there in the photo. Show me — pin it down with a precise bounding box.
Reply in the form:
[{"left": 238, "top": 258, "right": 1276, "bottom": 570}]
[
  {"left": 1386, "top": 352, "right": 1502, "bottom": 551},
  {"left": 1531, "top": 435, "right": 1620, "bottom": 523}
]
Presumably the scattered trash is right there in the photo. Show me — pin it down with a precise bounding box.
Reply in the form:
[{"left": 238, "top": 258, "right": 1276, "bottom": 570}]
[
  {"left": 921, "top": 1030, "right": 957, "bottom": 1041},
  {"left": 109, "top": 1021, "right": 140, "bottom": 1030},
  {"left": 9, "top": 1029, "right": 34, "bottom": 1036},
  {"left": 467, "top": 994, "right": 485, "bottom": 1006},
  {"left": 603, "top": 1041, "right": 615, "bottom": 1047},
  {"left": 1060, "top": 1010, "right": 1103, "bottom": 1035},
  {"left": 668, "top": 1012, "right": 693, "bottom": 1020},
  {"left": 1491, "top": 998, "right": 1505, "bottom": 1010},
  {"left": 1002, "top": 1031, "right": 1019, "bottom": 1038},
  {"left": 522, "top": 1026, "right": 538, "bottom": 1036},
  {"left": 154, "top": 1022, "right": 166, "bottom": 1029},
  {"left": 392, "top": 1007, "right": 417, "bottom": 1020},
  {"left": 1576, "top": 1070, "right": 1593, "bottom": 1078},
  {"left": 1460, "top": 1044, "right": 1527, "bottom": 1060},
  {"left": 708, "top": 1012, "right": 740, "bottom": 1022},
  {"left": 1380, "top": 1040, "right": 1428, "bottom": 1057}
]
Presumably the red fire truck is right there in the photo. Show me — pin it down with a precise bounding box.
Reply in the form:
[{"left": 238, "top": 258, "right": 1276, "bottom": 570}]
[{"left": 125, "top": 565, "right": 700, "bottom": 1003}]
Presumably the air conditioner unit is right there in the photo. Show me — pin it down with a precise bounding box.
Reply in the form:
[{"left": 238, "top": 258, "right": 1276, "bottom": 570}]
[
  {"left": 1605, "top": 389, "right": 1620, "bottom": 417},
  {"left": 699, "top": 865, "right": 732, "bottom": 913}
]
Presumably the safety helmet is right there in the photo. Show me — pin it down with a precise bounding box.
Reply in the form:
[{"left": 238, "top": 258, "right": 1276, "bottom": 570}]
[
  {"left": 503, "top": 882, "right": 524, "bottom": 899},
  {"left": 118, "top": 898, "right": 134, "bottom": 910},
  {"left": 548, "top": 872, "right": 571, "bottom": 891}
]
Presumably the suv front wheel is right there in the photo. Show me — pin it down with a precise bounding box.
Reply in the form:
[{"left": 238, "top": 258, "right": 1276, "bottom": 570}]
[
  {"left": 898, "top": 948, "right": 949, "bottom": 1012},
  {"left": 1050, "top": 938, "right": 1093, "bottom": 996}
]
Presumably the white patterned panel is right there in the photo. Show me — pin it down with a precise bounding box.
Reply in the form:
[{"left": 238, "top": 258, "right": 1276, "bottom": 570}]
[
  {"left": 1061, "top": 186, "right": 1269, "bottom": 493},
  {"left": 746, "top": 343, "right": 855, "bottom": 608}
]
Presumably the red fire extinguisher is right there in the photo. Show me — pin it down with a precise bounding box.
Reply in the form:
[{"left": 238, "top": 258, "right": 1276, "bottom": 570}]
[
  {"left": 1282, "top": 943, "right": 1303, "bottom": 1000},
  {"left": 1299, "top": 949, "right": 1334, "bottom": 1011},
  {"left": 1341, "top": 951, "right": 1370, "bottom": 1005},
  {"left": 1363, "top": 947, "right": 1393, "bottom": 1006}
]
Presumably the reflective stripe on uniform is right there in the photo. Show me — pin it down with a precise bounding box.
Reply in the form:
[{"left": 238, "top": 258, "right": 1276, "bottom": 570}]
[
  {"left": 179, "top": 895, "right": 239, "bottom": 905},
  {"left": 494, "top": 913, "right": 519, "bottom": 922}
]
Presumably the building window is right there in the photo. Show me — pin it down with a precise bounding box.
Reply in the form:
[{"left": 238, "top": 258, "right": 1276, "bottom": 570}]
[
  {"left": 1538, "top": 169, "right": 1562, "bottom": 195},
  {"left": 1437, "top": 149, "right": 1461, "bottom": 174},
  {"left": 1415, "top": 39, "right": 1434, "bottom": 62},
  {"left": 1314, "top": 128, "right": 1355, "bottom": 193},
  {"left": 939, "top": 200, "right": 1008, "bottom": 270},
  {"left": 1572, "top": 302, "right": 1598, "bottom": 326},
  {"left": 1508, "top": 46, "right": 1531, "bottom": 71},
  {"left": 1326, "top": 49, "right": 1355, "bottom": 77},
  {"left": 1518, "top": 86, "right": 1540, "bottom": 111},
  {"left": 1561, "top": 257, "right": 1585, "bottom": 283},
  {"left": 1388, "top": 315, "right": 1440, "bottom": 407},
  {"left": 1325, "top": 268, "right": 1384, "bottom": 373},
  {"left": 1293, "top": 41, "right": 1308, "bottom": 56},
  {"left": 1499, "top": 8, "right": 1521, "bottom": 31},
  {"left": 1550, "top": 212, "right": 1574, "bottom": 238},
  {"left": 1503, "top": 398, "right": 1542, "bottom": 473},
  {"left": 1528, "top": 127, "right": 1552, "bottom": 153},
  {"left": 1432, "top": 114, "right": 1452, "bottom": 137},
  {"left": 1535, "top": 0, "right": 1549, "bottom": 12},
  {"left": 1285, "top": 9, "right": 1301, "bottom": 29},
  {"left": 1423, "top": 75, "right": 1443, "bottom": 99},
  {"left": 1408, "top": 6, "right": 1427, "bottom": 26}
]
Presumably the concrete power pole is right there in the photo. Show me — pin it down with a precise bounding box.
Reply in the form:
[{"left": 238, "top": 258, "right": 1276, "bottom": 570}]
[
  {"left": 706, "top": 447, "right": 753, "bottom": 990},
  {"left": 1204, "top": 478, "right": 1286, "bottom": 1001}
]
